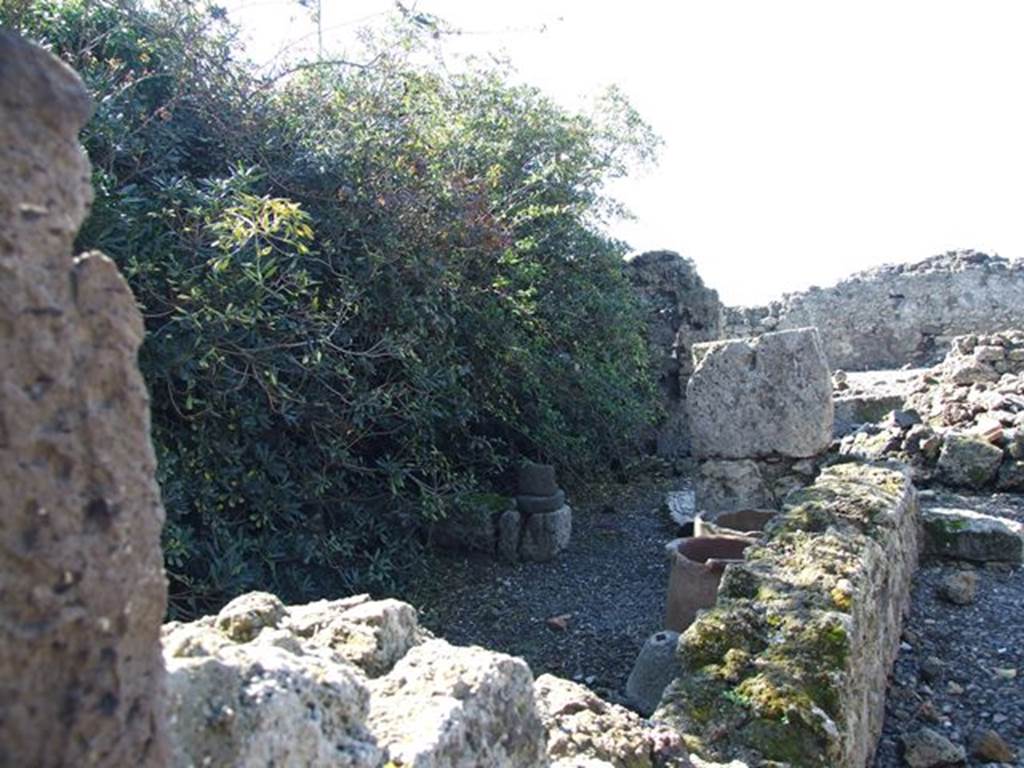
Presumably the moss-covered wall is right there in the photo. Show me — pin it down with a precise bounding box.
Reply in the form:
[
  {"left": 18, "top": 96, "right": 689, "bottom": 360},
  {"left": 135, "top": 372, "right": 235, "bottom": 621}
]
[{"left": 654, "top": 463, "right": 919, "bottom": 767}]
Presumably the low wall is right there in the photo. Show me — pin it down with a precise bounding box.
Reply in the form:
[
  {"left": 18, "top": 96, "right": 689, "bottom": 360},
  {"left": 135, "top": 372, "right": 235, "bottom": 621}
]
[{"left": 654, "top": 463, "right": 919, "bottom": 768}]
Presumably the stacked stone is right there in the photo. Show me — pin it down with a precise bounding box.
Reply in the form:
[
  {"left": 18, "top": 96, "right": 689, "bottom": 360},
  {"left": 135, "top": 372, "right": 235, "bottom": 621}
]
[
  {"left": 686, "top": 328, "right": 834, "bottom": 514},
  {"left": 839, "top": 329, "right": 1024, "bottom": 490},
  {"left": 515, "top": 461, "right": 572, "bottom": 562}
]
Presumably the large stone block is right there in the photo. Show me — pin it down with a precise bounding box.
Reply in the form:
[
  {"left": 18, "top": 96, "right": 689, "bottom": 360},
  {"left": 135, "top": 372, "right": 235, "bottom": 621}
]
[
  {"left": 695, "top": 459, "right": 772, "bottom": 512},
  {"left": 922, "top": 507, "right": 1023, "bottom": 563},
  {"left": 370, "top": 639, "right": 547, "bottom": 767},
  {"left": 519, "top": 505, "right": 572, "bottom": 561},
  {"left": 655, "top": 463, "right": 919, "bottom": 768},
  {"left": 687, "top": 328, "right": 833, "bottom": 459},
  {"left": 0, "top": 32, "right": 168, "bottom": 767}
]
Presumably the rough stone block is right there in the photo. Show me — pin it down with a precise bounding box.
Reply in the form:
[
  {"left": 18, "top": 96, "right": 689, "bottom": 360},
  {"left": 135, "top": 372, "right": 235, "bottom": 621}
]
[
  {"left": 936, "top": 434, "right": 1004, "bottom": 488},
  {"left": 655, "top": 463, "right": 919, "bottom": 768},
  {"left": 369, "top": 640, "right": 546, "bottom": 767},
  {"left": 922, "top": 507, "right": 1023, "bottom": 563},
  {"left": 687, "top": 328, "right": 834, "bottom": 459},
  {"left": 165, "top": 642, "right": 382, "bottom": 768},
  {"left": 497, "top": 507, "right": 522, "bottom": 562},
  {"left": 519, "top": 505, "right": 572, "bottom": 561}
]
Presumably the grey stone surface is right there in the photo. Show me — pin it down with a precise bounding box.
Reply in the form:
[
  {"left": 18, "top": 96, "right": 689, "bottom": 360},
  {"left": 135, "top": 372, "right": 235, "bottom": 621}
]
[
  {"left": 0, "top": 31, "right": 168, "bottom": 767},
  {"left": 936, "top": 433, "right": 1004, "bottom": 488},
  {"left": 625, "top": 250, "right": 722, "bottom": 457},
  {"left": 687, "top": 328, "right": 833, "bottom": 459},
  {"left": 370, "top": 639, "right": 547, "bottom": 768},
  {"left": 901, "top": 727, "right": 966, "bottom": 768},
  {"left": 663, "top": 490, "right": 696, "bottom": 528},
  {"left": 921, "top": 507, "right": 1023, "bottom": 563},
  {"left": 722, "top": 250, "right": 1024, "bottom": 370},
  {"left": 519, "top": 505, "right": 572, "bottom": 561},
  {"left": 937, "top": 570, "right": 978, "bottom": 605},
  {"left": 625, "top": 630, "right": 681, "bottom": 716}
]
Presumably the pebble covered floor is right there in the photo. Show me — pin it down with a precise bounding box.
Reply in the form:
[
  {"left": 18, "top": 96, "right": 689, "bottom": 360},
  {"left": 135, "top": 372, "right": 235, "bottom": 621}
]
[{"left": 873, "top": 491, "right": 1023, "bottom": 768}]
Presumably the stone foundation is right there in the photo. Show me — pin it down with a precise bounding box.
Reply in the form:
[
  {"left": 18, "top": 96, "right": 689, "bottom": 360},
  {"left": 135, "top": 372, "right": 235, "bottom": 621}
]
[{"left": 654, "top": 463, "right": 919, "bottom": 768}]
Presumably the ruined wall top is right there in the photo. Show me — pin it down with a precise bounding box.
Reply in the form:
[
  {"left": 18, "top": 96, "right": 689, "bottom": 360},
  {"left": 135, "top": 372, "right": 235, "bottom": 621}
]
[{"left": 722, "top": 250, "right": 1024, "bottom": 371}]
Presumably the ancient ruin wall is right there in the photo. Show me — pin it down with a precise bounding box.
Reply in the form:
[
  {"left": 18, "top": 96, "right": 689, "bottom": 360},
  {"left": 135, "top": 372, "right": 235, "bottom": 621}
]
[
  {"left": 722, "top": 250, "right": 1024, "bottom": 370},
  {"left": 0, "top": 33, "right": 168, "bottom": 766},
  {"left": 625, "top": 251, "right": 722, "bottom": 457},
  {"left": 655, "top": 463, "right": 919, "bottom": 768}
]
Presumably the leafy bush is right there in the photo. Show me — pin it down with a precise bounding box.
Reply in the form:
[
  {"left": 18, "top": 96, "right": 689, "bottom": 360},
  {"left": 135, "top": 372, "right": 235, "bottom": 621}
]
[{"left": 9, "top": 0, "right": 661, "bottom": 617}]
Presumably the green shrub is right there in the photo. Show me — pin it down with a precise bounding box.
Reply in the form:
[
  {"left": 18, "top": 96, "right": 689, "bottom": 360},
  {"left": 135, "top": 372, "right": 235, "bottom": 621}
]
[{"left": 9, "top": 0, "right": 660, "bottom": 617}]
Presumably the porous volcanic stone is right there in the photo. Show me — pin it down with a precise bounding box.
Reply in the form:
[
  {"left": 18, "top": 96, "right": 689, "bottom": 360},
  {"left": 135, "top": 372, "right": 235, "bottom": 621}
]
[
  {"left": 0, "top": 32, "right": 168, "bottom": 767},
  {"left": 370, "top": 639, "right": 547, "bottom": 767},
  {"left": 687, "top": 328, "right": 834, "bottom": 459}
]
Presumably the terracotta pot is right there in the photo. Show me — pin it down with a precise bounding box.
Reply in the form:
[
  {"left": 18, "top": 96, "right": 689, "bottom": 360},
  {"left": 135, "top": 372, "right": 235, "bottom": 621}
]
[
  {"left": 664, "top": 536, "right": 752, "bottom": 632},
  {"left": 694, "top": 509, "right": 777, "bottom": 539}
]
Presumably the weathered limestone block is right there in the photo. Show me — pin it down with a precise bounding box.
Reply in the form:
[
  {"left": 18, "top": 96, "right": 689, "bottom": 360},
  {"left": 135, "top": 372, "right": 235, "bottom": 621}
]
[
  {"left": 655, "top": 464, "right": 919, "bottom": 768},
  {"left": 165, "top": 640, "right": 382, "bottom": 768},
  {"left": 0, "top": 32, "right": 168, "bottom": 767},
  {"left": 535, "top": 674, "right": 691, "bottom": 767},
  {"left": 921, "top": 507, "right": 1023, "bottom": 563},
  {"left": 520, "top": 505, "right": 573, "bottom": 561},
  {"left": 687, "top": 328, "right": 833, "bottom": 460},
  {"left": 370, "top": 639, "right": 547, "bottom": 767}
]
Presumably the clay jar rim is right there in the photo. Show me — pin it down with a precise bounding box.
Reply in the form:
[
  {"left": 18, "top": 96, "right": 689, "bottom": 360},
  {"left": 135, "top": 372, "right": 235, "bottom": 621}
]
[{"left": 665, "top": 535, "right": 753, "bottom": 574}]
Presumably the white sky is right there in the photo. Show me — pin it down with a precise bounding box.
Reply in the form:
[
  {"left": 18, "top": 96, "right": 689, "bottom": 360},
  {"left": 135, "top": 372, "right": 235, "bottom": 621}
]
[{"left": 227, "top": 0, "right": 1024, "bottom": 305}]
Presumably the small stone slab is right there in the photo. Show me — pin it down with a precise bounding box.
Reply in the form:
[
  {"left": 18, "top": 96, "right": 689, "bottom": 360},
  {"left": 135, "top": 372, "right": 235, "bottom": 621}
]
[{"left": 922, "top": 507, "right": 1023, "bottom": 563}]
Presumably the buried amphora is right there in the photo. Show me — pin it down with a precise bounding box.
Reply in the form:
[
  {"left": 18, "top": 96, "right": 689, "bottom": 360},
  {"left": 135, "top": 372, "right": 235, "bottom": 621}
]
[{"left": 663, "top": 535, "right": 753, "bottom": 632}]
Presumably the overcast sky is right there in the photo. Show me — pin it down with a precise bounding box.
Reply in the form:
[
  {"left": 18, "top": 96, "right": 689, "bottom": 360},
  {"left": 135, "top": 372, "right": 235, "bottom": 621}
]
[{"left": 228, "top": 0, "right": 1024, "bottom": 305}]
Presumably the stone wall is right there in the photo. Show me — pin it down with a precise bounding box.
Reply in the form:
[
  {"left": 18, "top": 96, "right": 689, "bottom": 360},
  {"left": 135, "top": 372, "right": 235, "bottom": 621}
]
[
  {"left": 655, "top": 463, "right": 920, "bottom": 768},
  {"left": 625, "top": 251, "right": 722, "bottom": 457},
  {"left": 722, "top": 250, "right": 1024, "bottom": 371},
  {"left": 163, "top": 592, "right": 693, "bottom": 767},
  {"left": 0, "top": 32, "right": 168, "bottom": 766}
]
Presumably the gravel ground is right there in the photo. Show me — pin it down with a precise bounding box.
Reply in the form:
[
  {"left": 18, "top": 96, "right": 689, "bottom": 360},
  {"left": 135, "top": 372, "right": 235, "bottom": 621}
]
[
  {"left": 873, "top": 490, "right": 1024, "bottom": 768},
  {"left": 407, "top": 470, "right": 688, "bottom": 706}
]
